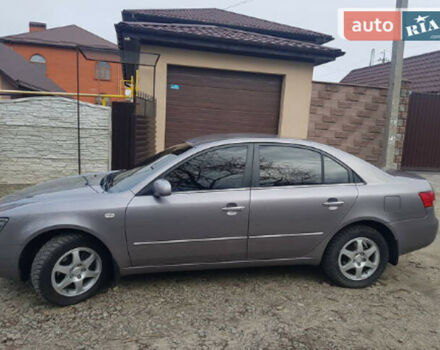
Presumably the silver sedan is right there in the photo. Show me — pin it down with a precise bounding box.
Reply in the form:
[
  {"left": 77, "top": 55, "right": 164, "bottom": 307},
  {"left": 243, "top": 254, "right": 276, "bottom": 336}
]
[{"left": 0, "top": 135, "right": 437, "bottom": 305}]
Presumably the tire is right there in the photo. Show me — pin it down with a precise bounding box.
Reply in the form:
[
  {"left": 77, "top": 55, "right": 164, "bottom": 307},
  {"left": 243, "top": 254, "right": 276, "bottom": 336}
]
[
  {"left": 31, "top": 233, "right": 110, "bottom": 306},
  {"left": 321, "top": 225, "right": 389, "bottom": 288}
]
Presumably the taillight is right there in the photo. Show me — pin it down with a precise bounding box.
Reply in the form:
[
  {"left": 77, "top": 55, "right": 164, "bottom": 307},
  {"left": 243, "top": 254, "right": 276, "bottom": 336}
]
[{"left": 419, "top": 191, "right": 436, "bottom": 208}]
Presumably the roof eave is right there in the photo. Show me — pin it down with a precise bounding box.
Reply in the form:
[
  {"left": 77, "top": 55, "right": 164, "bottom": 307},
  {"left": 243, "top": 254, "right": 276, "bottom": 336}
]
[
  {"left": 122, "top": 11, "right": 333, "bottom": 44},
  {"left": 0, "top": 37, "right": 75, "bottom": 49},
  {"left": 116, "top": 25, "right": 343, "bottom": 66},
  {"left": 0, "top": 38, "right": 117, "bottom": 51},
  {"left": 15, "top": 80, "right": 48, "bottom": 91},
  {"left": 0, "top": 73, "right": 59, "bottom": 93},
  {"left": 0, "top": 70, "right": 19, "bottom": 89}
]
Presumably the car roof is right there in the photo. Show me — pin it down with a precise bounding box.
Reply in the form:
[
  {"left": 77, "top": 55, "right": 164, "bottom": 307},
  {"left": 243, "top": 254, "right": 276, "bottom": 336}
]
[
  {"left": 186, "top": 133, "right": 330, "bottom": 150},
  {"left": 130, "top": 134, "right": 393, "bottom": 194},
  {"left": 185, "top": 134, "right": 392, "bottom": 185},
  {"left": 186, "top": 133, "right": 278, "bottom": 145}
]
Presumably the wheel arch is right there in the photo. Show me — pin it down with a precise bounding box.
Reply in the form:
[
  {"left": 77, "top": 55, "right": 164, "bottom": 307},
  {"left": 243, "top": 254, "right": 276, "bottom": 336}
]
[
  {"left": 19, "top": 228, "right": 119, "bottom": 281},
  {"left": 336, "top": 220, "right": 399, "bottom": 265}
]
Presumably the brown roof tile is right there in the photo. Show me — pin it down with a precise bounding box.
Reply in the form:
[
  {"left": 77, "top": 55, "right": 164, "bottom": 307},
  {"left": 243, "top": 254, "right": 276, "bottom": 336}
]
[
  {"left": 119, "top": 22, "right": 340, "bottom": 54},
  {"left": 1, "top": 25, "right": 117, "bottom": 50},
  {"left": 122, "top": 8, "right": 332, "bottom": 44},
  {"left": 341, "top": 50, "right": 440, "bottom": 93}
]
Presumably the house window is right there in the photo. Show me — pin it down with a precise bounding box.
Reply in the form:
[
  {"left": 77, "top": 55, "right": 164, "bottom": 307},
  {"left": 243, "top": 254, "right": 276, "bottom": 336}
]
[
  {"left": 95, "top": 62, "right": 111, "bottom": 80},
  {"left": 30, "top": 54, "right": 46, "bottom": 74}
]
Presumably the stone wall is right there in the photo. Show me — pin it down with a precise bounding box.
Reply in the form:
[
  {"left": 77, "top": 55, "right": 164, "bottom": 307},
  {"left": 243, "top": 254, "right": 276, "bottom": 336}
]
[
  {"left": 308, "top": 81, "right": 410, "bottom": 168},
  {"left": 0, "top": 97, "right": 111, "bottom": 186}
]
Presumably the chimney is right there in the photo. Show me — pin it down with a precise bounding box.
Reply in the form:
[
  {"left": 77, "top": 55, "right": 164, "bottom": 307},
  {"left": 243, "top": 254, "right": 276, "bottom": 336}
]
[{"left": 29, "top": 22, "right": 46, "bottom": 32}]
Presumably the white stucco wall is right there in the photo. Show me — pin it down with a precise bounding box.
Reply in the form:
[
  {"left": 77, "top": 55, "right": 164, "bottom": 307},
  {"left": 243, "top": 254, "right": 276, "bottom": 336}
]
[{"left": 0, "top": 97, "right": 111, "bottom": 185}]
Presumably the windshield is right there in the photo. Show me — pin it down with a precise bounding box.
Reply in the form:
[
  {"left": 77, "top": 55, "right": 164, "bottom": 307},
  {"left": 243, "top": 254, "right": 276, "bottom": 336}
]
[{"left": 105, "top": 143, "right": 192, "bottom": 192}]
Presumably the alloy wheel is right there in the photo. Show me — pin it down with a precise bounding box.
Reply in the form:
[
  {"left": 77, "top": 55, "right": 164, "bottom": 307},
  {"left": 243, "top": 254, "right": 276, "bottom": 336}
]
[
  {"left": 338, "top": 237, "right": 380, "bottom": 281},
  {"left": 51, "top": 247, "right": 102, "bottom": 297}
]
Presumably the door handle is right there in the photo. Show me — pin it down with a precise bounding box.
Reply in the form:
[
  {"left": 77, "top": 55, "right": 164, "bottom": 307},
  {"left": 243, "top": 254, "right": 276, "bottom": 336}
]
[
  {"left": 322, "top": 198, "right": 344, "bottom": 210},
  {"left": 222, "top": 203, "right": 245, "bottom": 216},
  {"left": 221, "top": 206, "right": 245, "bottom": 212},
  {"left": 322, "top": 201, "right": 344, "bottom": 206}
]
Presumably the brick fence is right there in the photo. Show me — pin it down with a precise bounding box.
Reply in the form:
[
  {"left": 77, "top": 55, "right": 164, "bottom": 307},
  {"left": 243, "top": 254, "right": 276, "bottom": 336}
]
[{"left": 308, "top": 81, "right": 410, "bottom": 168}]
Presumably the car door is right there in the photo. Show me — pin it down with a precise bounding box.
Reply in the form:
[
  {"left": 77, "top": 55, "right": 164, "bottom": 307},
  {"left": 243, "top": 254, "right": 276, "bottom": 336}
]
[
  {"left": 248, "top": 144, "right": 359, "bottom": 260},
  {"left": 125, "top": 144, "right": 252, "bottom": 266}
]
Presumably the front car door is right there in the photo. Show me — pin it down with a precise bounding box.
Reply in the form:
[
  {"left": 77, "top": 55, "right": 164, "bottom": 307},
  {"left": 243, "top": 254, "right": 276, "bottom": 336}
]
[
  {"left": 125, "top": 144, "right": 252, "bottom": 266},
  {"left": 248, "top": 144, "right": 359, "bottom": 260}
]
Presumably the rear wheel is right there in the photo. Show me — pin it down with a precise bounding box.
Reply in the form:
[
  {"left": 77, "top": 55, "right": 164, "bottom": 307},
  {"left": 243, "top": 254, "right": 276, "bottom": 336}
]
[
  {"left": 322, "top": 225, "right": 389, "bottom": 288},
  {"left": 31, "top": 233, "right": 109, "bottom": 306}
]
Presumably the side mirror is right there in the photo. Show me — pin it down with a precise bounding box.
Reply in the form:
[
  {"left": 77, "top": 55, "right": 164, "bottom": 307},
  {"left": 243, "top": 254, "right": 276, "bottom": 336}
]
[{"left": 153, "top": 179, "right": 172, "bottom": 198}]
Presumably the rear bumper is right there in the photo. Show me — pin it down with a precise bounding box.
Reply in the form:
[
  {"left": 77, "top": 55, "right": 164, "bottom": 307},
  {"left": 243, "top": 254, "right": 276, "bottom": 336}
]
[
  {"left": 0, "top": 244, "right": 22, "bottom": 281},
  {"left": 390, "top": 211, "right": 438, "bottom": 255}
]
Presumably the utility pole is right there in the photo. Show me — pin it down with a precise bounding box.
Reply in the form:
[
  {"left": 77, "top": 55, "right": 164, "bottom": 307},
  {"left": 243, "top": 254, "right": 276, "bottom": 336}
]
[
  {"left": 76, "top": 47, "right": 81, "bottom": 174},
  {"left": 382, "top": 0, "right": 408, "bottom": 169},
  {"left": 369, "top": 48, "right": 376, "bottom": 66}
]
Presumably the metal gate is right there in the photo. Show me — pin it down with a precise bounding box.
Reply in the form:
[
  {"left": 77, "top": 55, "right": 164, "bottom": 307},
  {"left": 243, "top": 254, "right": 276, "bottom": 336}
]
[
  {"left": 111, "top": 94, "right": 156, "bottom": 170},
  {"left": 401, "top": 93, "right": 440, "bottom": 170}
]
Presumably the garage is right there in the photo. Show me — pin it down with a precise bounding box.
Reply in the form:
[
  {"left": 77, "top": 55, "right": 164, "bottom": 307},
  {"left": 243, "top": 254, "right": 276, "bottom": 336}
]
[
  {"left": 117, "top": 9, "right": 344, "bottom": 153},
  {"left": 165, "top": 65, "right": 283, "bottom": 147}
]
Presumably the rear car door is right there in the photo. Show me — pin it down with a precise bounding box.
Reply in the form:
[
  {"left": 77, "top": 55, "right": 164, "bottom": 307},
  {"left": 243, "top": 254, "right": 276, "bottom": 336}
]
[
  {"left": 125, "top": 144, "right": 252, "bottom": 266},
  {"left": 248, "top": 144, "right": 358, "bottom": 260}
]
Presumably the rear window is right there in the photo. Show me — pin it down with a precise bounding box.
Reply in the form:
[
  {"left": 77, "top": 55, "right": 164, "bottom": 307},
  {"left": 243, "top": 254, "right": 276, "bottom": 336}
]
[
  {"left": 258, "top": 146, "right": 322, "bottom": 186},
  {"left": 257, "top": 145, "right": 354, "bottom": 187},
  {"left": 323, "top": 156, "right": 350, "bottom": 184}
]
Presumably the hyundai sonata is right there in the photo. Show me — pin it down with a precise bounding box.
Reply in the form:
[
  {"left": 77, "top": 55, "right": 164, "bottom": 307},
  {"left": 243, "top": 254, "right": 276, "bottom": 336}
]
[{"left": 0, "top": 135, "right": 437, "bottom": 305}]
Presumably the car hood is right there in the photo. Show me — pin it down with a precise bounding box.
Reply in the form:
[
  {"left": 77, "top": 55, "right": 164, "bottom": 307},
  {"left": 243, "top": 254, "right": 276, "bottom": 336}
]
[{"left": 0, "top": 172, "right": 109, "bottom": 208}]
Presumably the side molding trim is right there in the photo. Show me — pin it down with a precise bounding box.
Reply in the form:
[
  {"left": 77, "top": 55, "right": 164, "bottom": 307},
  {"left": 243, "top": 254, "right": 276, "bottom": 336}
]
[
  {"left": 133, "top": 236, "right": 246, "bottom": 246},
  {"left": 133, "top": 232, "right": 324, "bottom": 246},
  {"left": 249, "top": 232, "right": 324, "bottom": 239}
]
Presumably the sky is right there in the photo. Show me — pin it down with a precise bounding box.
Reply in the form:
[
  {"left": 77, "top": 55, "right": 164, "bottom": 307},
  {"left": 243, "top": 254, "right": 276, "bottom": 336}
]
[{"left": 2, "top": 0, "right": 440, "bottom": 82}]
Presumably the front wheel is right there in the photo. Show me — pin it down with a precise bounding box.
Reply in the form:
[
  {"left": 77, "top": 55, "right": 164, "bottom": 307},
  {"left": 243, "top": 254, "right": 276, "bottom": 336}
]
[
  {"left": 321, "top": 225, "right": 389, "bottom": 288},
  {"left": 31, "top": 233, "right": 109, "bottom": 306}
]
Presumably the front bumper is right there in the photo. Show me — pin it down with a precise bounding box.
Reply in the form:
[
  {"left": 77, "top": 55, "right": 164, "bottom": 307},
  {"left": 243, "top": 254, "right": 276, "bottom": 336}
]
[
  {"left": 390, "top": 211, "right": 438, "bottom": 255},
  {"left": 0, "top": 244, "right": 22, "bottom": 281}
]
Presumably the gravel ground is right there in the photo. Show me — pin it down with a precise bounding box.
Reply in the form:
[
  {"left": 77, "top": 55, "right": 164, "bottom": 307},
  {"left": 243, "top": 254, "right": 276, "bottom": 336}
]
[{"left": 0, "top": 173, "right": 439, "bottom": 350}]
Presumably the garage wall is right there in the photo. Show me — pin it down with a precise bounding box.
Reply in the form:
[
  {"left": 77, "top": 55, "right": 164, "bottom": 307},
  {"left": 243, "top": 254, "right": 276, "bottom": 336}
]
[
  {"left": 138, "top": 45, "right": 314, "bottom": 152},
  {"left": 0, "top": 97, "right": 111, "bottom": 186}
]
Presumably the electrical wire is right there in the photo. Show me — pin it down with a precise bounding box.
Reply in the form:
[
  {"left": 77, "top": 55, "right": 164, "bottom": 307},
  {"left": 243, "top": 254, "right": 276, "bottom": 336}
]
[{"left": 224, "top": 0, "right": 255, "bottom": 10}]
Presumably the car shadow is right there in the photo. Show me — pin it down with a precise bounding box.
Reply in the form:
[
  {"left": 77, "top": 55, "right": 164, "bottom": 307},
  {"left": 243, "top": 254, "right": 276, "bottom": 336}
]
[
  {"left": 117, "top": 264, "right": 325, "bottom": 287},
  {"left": 0, "top": 265, "right": 326, "bottom": 308}
]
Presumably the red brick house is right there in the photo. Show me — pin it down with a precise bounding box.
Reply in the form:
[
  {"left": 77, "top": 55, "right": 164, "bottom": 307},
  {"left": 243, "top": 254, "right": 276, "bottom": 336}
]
[
  {"left": 0, "top": 22, "right": 122, "bottom": 104},
  {"left": 0, "top": 43, "right": 62, "bottom": 97}
]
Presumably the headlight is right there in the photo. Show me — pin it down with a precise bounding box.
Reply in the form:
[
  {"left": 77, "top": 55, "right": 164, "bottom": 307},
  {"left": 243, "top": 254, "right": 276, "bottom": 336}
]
[{"left": 0, "top": 218, "right": 8, "bottom": 232}]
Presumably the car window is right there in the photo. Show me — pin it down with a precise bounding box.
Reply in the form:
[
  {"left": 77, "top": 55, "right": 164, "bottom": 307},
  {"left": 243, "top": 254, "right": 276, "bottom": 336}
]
[
  {"left": 164, "top": 146, "right": 248, "bottom": 192},
  {"left": 108, "top": 143, "right": 192, "bottom": 192},
  {"left": 323, "top": 156, "right": 350, "bottom": 184},
  {"left": 258, "top": 146, "right": 322, "bottom": 187}
]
